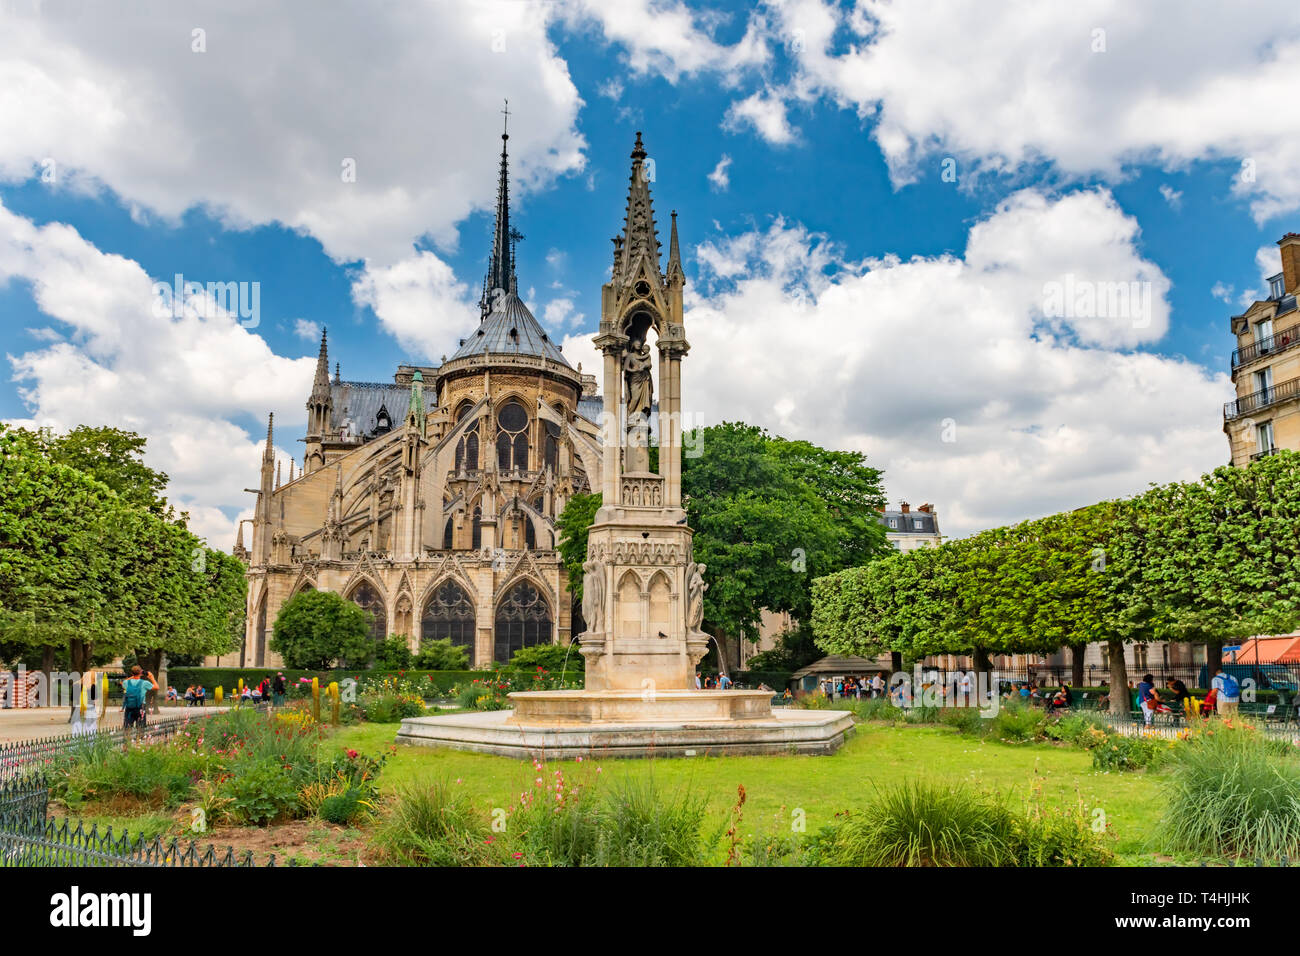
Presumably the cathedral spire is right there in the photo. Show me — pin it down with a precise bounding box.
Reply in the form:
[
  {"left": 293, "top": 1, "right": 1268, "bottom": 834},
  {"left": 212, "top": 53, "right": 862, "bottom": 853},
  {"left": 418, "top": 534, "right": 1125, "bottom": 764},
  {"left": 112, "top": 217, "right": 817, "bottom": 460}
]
[
  {"left": 481, "top": 100, "right": 517, "bottom": 318},
  {"left": 311, "top": 327, "right": 330, "bottom": 397},
  {"left": 667, "top": 210, "right": 683, "bottom": 285},
  {"left": 263, "top": 413, "right": 274, "bottom": 462},
  {"left": 616, "top": 131, "right": 662, "bottom": 284}
]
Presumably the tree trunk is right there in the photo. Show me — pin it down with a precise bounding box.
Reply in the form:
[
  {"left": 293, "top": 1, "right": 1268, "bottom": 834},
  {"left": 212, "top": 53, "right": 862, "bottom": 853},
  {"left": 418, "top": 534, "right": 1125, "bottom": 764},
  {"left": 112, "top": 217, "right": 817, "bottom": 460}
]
[
  {"left": 1206, "top": 640, "right": 1223, "bottom": 680},
  {"left": 1070, "top": 645, "right": 1085, "bottom": 688},
  {"left": 1107, "top": 639, "right": 1130, "bottom": 715},
  {"left": 890, "top": 651, "right": 903, "bottom": 673},
  {"left": 41, "top": 645, "right": 56, "bottom": 685},
  {"left": 972, "top": 645, "right": 992, "bottom": 678}
]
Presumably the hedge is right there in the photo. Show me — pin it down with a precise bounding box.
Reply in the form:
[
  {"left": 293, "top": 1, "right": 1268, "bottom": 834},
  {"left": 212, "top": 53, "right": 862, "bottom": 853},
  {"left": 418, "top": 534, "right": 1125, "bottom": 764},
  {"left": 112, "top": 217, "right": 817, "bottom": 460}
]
[{"left": 166, "top": 667, "right": 585, "bottom": 698}]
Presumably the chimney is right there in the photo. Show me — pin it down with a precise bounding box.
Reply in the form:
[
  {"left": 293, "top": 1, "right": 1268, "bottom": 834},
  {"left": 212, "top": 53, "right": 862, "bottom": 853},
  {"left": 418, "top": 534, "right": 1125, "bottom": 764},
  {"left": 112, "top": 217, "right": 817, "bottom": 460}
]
[
  {"left": 1280, "top": 233, "right": 1300, "bottom": 295},
  {"left": 918, "top": 503, "right": 934, "bottom": 514},
  {"left": 900, "top": 501, "right": 910, "bottom": 514}
]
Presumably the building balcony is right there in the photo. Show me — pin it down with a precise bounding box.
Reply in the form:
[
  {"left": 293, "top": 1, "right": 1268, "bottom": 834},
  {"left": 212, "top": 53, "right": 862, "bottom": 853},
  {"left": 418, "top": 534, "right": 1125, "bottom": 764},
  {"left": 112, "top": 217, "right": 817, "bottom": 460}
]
[
  {"left": 1224, "top": 377, "right": 1300, "bottom": 421},
  {"left": 1233, "top": 323, "right": 1300, "bottom": 369},
  {"left": 1251, "top": 446, "right": 1281, "bottom": 462}
]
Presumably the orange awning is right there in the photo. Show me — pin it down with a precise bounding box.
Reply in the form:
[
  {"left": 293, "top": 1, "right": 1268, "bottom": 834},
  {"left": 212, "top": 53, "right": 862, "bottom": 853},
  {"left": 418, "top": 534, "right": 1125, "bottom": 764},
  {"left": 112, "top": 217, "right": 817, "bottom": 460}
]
[{"left": 1234, "top": 634, "right": 1300, "bottom": 665}]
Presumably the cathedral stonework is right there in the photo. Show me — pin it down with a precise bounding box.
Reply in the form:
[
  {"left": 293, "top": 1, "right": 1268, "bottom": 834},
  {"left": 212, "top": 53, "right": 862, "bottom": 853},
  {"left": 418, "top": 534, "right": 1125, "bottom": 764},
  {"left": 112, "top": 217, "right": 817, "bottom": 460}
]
[{"left": 224, "top": 124, "right": 603, "bottom": 669}]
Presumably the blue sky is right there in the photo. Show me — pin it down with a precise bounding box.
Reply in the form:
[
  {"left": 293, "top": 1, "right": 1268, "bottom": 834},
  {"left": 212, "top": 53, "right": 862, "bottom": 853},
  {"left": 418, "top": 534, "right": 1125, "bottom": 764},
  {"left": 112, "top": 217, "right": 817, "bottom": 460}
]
[{"left": 1, "top": 0, "right": 1296, "bottom": 545}]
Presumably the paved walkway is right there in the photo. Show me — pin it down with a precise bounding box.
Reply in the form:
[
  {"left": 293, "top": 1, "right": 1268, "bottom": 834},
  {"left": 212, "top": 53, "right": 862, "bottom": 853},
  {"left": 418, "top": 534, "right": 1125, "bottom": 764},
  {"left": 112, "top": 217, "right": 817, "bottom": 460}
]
[{"left": 0, "top": 705, "right": 225, "bottom": 743}]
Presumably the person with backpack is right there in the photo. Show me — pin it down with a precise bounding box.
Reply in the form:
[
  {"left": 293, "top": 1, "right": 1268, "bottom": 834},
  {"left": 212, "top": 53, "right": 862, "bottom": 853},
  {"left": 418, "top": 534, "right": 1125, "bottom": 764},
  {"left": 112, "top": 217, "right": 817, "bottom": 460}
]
[
  {"left": 1212, "top": 668, "right": 1241, "bottom": 716},
  {"left": 121, "top": 666, "right": 157, "bottom": 738}
]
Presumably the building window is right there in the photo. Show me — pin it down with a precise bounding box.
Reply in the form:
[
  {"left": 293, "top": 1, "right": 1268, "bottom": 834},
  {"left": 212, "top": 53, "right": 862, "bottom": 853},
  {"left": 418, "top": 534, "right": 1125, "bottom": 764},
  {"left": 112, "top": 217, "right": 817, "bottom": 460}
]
[
  {"left": 888, "top": 518, "right": 898, "bottom": 528},
  {"left": 455, "top": 403, "right": 478, "bottom": 472},
  {"left": 443, "top": 517, "right": 454, "bottom": 550},
  {"left": 1270, "top": 274, "right": 1286, "bottom": 300},
  {"left": 1254, "top": 366, "right": 1273, "bottom": 396},
  {"left": 496, "top": 400, "right": 530, "bottom": 471},
  {"left": 494, "top": 580, "right": 552, "bottom": 662},
  {"left": 1257, "top": 421, "right": 1274, "bottom": 455},
  {"left": 421, "top": 580, "right": 476, "bottom": 662},
  {"left": 347, "top": 582, "right": 386, "bottom": 643},
  {"left": 544, "top": 420, "right": 560, "bottom": 472},
  {"left": 471, "top": 506, "right": 482, "bottom": 550},
  {"left": 913, "top": 518, "right": 923, "bottom": 530},
  {"left": 1257, "top": 318, "right": 1274, "bottom": 345}
]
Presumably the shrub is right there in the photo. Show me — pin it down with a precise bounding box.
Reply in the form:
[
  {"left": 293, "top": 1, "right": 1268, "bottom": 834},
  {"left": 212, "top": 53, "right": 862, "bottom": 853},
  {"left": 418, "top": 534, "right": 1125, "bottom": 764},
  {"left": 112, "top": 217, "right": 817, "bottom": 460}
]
[
  {"left": 591, "top": 777, "right": 710, "bottom": 867},
  {"left": 797, "top": 691, "right": 830, "bottom": 710},
  {"left": 372, "top": 779, "right": 496, "bottom": 866},
  {"left": 414, "top": 638, "right": 470, "bottom": 671},
  {"left": 270, "top": 589, "right": 373, "bottom": 669},
  {"left": 509, "top": 643, "right": 583, "bottom": 674},
  {"left": 373, "top": 636, "right": 414, "bottom": 670},
  {"left": 1091, "top": 733, "right": 1169, "bottom": 772},
  {"left": 938, "top": 706, "right": 990, "bottom": 736},
  {"left": 222, "top": 756, "right": 302, "bottom": 826},
  {"left": 359, "top": 692, "right": 425, "bottom": 723},
  {"left": 1015, "top": 796, "right": 1114, "bottom": 866},
  {"left": 1043, "top": 711, "right": 1111, "bottom": 746},
  {"left": 319, "top": 789, "right": 366, "bottom": 825},
  {"left": 1159, "top": 721, "right": 1300, "bottom": 860},
  {"left": 989, "top": 701, "right": 1048, "bottom": 742}
]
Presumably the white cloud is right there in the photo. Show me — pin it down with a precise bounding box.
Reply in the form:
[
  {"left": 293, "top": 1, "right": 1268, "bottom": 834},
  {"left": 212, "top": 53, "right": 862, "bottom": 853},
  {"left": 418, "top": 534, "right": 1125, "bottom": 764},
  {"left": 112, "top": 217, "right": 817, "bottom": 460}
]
[
  {"left": 723, "top": 90, "right": 797, "bottom": 144},
  {"left": 1159, "top": 184, "right": 1183, "bottom": 209},
  {"left": 568, "top": 188, "right": 1230, "bottom": 537},
  {"left": 758, "top": 0, "right": 1300, "bottom": 221},
  {"left": 293, "top": 318, "right": 321, "bottom": 342},
  {"left": 1211, "top": 282, "right": 1234, "bottom": 304},
  {"left": 708, "top": 154, "right": 732, "bottom": 191},
  {"left": 543, "top": 296, "right": 585, "bottom": 330},
  {"left": 0, "top": 1, "right": 586, "bottom": 268},
  {"left": 560, "top": 0, "right": 769, "bottom": 82},
  {"left": 0, "top": 199, "right": 310, "bottom": 548},
  {"left": 349, "top": 252, "right": 478, "bottom": 362}
]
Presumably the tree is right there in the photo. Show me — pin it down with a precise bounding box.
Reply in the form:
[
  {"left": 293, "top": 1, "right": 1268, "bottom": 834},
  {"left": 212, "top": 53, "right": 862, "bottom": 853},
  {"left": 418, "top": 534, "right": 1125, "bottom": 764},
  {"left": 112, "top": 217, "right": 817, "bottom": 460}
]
[
  {"left": 374, "top": 635, "right": 414, "bottom": 670},
  {"left": 270, "top": 590, "right": 372, "bottom": 669},
  {"left": 555, "top": 491, "right": 602, "bottom": 627},
  {"left": 743, "top": 622, "right": 823, "bottom": 673},
  {"left": 34, "top": 425, "right": 170, "bottom": 515}
]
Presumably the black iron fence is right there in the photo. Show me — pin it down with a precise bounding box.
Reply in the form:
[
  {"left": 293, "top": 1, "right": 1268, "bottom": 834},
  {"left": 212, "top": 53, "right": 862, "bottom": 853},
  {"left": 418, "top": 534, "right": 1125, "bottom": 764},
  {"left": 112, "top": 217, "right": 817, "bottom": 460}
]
[
  {"left": 0, "top": 774, "right": 287, "bottom": 867},
  {"left": 0, "top": 707, "right": 260, "bottom": 782}
]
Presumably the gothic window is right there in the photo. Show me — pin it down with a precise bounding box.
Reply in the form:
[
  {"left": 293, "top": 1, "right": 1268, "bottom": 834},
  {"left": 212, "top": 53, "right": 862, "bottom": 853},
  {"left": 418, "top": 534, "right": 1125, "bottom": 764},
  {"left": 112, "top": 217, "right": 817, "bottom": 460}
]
[
  {"left": 374, "top": 403, "right": 392, "bottom": 435},
  {"left": 524, "top": 517, "right": 536, "bottom": 550},
  {"left": 494, "top": 580, "right": 551, "bottom": 663},
  {"left": 544, "top": 420, "right": 560, "bottom": 472},
  {"left": 348, "top": 581, "right": 386, "bottom": 642},
  {"left": 443, "top": 517, "right": 454, "bottom": 550},
  {"left": 252, "top": 595, "right": 267, "bottom": 668},
  {"left": 455, "top": 402, "right": 478, "bottom": 472},
  {"left": 421, "top": 580, "right": 476, "bottom": 660},
  {"left": 471, "top": 506, "right": 482, "bottom": 550},
  {"left": 496, "top": 400, "right": 529, "bottom": 471}
]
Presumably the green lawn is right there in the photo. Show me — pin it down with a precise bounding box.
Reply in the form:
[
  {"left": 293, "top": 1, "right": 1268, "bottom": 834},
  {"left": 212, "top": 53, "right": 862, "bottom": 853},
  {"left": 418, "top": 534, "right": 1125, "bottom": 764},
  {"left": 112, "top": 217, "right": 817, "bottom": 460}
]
[{"left": 326, "top": 721, "right": 1169, "bottom": 864}]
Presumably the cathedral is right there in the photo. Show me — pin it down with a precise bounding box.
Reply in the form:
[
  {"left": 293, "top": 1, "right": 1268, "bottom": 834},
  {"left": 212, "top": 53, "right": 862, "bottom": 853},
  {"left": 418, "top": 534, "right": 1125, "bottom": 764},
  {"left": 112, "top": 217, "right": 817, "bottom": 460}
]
[{"left": 225, "top": 124, "right": 681, "bottom": 669}]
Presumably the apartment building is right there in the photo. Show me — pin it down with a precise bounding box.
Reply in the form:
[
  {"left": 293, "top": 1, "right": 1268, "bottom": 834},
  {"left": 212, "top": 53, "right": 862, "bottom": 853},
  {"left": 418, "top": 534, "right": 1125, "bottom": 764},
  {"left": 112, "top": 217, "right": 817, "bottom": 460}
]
[{"left": 1225, "top": 233, "right": 1300, "bottom": 465}]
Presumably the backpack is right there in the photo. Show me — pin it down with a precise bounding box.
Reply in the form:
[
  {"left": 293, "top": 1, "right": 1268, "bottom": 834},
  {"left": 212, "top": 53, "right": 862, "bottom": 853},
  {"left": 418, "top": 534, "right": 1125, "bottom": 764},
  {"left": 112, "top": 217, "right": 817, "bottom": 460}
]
[
  {"left": 1219, "top": 673, "right": 1240, "bottom": 698},
  {"left": 123, "top": 679, "right": 147, "bottom": 709}
]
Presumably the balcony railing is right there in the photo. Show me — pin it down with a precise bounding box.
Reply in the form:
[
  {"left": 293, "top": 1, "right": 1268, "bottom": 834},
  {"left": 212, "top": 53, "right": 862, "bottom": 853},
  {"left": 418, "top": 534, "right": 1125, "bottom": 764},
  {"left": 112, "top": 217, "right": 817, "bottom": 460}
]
[
  {"left": 1224, "top": 377, "right": 1300, "bottom": 421},
  {"left": 1251, "top": 446, "right": 1281, "bottom": 462},
  {"left": 1233, "top": 324, "right": 1300, "bottom": 368}
]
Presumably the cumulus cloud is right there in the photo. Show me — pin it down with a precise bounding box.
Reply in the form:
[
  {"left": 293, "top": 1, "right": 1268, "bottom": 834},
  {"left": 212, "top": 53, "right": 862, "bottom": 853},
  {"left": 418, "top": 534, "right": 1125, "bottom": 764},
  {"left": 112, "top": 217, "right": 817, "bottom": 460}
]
[
  {"left": 293, "top": 319, "right": 322, "bottom": 342},
  {"left": 568, "top": 188, "right": 1230, "bottom": 536},
  {"left": 0, "top": 0, "right": 587, "bottom": 276},
  {"left": 349, "top": 252, "right": 479, "bottom": 362},
  {"left": 0, "top": 199, "right": 310, "bottom": 548},
  {"left": 754, "top": 0, "right": 1300, "bottom": 221}
]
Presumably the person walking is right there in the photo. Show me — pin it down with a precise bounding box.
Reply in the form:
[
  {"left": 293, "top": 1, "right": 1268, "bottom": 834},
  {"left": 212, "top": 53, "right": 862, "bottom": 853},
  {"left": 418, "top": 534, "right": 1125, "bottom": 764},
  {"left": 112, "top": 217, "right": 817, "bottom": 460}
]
[
  {"left": 121, "top": 666, "right": 157, "bottom": 743},
  {"left": 1211, "top": 668, "right": 1241, "bottom": 716}
]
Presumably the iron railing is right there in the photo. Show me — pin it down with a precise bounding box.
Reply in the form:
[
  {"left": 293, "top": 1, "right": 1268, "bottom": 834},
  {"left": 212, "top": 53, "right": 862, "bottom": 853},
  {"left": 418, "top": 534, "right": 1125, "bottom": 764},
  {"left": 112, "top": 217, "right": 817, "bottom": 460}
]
[
  {"left": 1224, "top": 376, "right": 1300, "bottom": 421},
  {"left": 0, "top": 709, "right": 245, "bottom": 782},
  {"left": 0, "top": 776, "right": 285, "bottom": 867},
  {"left": 1232, "top": 324, "right": 1300, "bottom": 368}
]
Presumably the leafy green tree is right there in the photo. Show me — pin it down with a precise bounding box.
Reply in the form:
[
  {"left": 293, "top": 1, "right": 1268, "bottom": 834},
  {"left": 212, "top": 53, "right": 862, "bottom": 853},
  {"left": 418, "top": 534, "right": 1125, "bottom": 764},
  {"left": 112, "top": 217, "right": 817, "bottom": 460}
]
[
  {"left": 414, "top": 638, "right": 471, "bottom": 670},
  {"left": 743, "top": 622, "right": 823, "bottom": 673},
  {"left": 34, "top": 425, "right": 170, "bottom": 515},
  {"left": 270, "top": 590, "right": 372, "bottom": 669},
  {"left": 555, "top": 491, "right": 602, "bottom": 624}
]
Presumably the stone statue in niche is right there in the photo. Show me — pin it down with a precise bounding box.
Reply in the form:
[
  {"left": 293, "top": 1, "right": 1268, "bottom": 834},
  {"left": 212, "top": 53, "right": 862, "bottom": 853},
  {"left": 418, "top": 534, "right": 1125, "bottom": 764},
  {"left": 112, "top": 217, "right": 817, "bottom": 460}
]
[
  {"left": 582, "top": 556, "right": 606, "bottom": 635},
  {"left": 685, "top": 561, "right": 707, "bottom": 632},
  {"left": 624, "top": 339, "right": 653, "bottom": 421}
]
